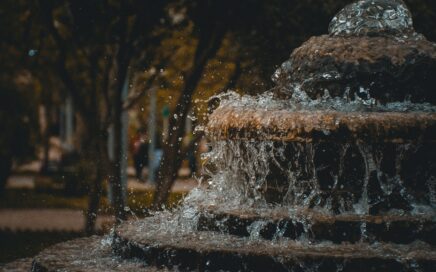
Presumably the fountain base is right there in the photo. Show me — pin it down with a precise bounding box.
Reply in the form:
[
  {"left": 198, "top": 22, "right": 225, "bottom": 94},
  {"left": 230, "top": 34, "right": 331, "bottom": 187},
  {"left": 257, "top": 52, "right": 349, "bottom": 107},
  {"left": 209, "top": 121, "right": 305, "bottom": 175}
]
[
  {"left": 197, "top": 206, "right": 436, "bottom": 245},
  {"left": 30, "top": 236, "right": 159, "bottom": 272},
  {"left": 112, "top": 217, "right": 436, "bottom": 272}
]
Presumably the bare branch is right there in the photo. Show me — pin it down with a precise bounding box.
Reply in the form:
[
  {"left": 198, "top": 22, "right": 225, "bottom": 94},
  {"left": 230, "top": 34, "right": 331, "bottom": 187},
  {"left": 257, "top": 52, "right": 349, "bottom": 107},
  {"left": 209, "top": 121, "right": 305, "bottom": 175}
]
[
  {"left": 122, "top": 54, "right": 172, "bottom": 111},
  {"left": 122, "top": 73, "right": 159, "bottom": 111},
  {"left": 223, "top": 59, "right": 241, "bottom": 91},
  {"left": 38, "top": 0, "right": 87, "bottom": 115}
]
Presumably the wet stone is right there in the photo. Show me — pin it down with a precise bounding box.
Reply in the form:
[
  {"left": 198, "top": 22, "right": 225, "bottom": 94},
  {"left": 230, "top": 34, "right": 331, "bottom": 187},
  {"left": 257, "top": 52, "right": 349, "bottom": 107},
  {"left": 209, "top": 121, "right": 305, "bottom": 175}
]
[
  {"left": 272, "top": 35, "right": 436, "bottom": 103},
  {"left": 271, "top": 0, "right": 436, "bottom": 104},
  {"left": 0, "top": 258, "right": 33, "bottom": 272},
  {"left": 114, "top": 217, "right": 436, "bottom": 272},
  {"left": 31, "top": 236, "right": 167, "bottom": 272},
  {"left": 214, "top": 138, "right": 436, "bottom": 214},
  {"left": 196, "top": 207, "right": 436, "bottom": 245},
  {"left": 329, "top": 0, "right": 415, "bottom": 37},
  {"left": 207, "top": 107, "right": 436, "bottom": 143}
]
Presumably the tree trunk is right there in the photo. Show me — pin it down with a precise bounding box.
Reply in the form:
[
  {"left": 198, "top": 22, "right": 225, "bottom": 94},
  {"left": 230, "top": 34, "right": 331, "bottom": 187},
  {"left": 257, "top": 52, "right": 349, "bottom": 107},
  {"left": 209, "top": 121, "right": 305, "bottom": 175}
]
[
  {"left": 153, "top": 29, "right": 226, "bottom": 208},
  {"left": 110, "top": 86, "right": 128, "bottom": 222},
  {"left": 0, "top": 155, "right": 12, "bottom": 196},
  {"left": 85, "top": 129, "right": 109, "bottom": 234},
  {"left": 108, "top": 5, "right": 133, "bottom": 221},
  {"left": 41, "top": 95, "right": 51, "bottom": 174}
]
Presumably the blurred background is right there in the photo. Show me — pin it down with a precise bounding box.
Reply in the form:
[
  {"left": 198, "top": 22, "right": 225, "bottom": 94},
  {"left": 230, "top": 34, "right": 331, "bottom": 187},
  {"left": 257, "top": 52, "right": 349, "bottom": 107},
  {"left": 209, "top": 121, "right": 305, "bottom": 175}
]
[{"left": 0, "top": 0, "right": 435, "bottom": 264}]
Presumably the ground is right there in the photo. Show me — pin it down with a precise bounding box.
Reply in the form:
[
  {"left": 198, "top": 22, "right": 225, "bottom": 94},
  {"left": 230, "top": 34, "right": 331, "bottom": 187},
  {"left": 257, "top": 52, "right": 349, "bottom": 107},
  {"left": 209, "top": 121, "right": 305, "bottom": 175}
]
[{"left": 0, "top": 162, "right": 198, "bottom": 264}]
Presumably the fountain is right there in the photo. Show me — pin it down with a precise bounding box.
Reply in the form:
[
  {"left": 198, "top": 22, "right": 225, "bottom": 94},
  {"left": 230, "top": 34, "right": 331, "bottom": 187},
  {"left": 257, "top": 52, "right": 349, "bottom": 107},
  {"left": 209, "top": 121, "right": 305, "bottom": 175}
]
[{"left": 22, "top": 0, "right": 436, "bottom": 271}]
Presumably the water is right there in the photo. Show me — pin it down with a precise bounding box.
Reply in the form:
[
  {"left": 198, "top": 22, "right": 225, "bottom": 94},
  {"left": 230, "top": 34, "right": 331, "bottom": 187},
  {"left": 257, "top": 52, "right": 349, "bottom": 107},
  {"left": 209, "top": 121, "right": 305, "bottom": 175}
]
[
  {"left": 197, "top": 139, "right": 435, "bottom": 213},
  {"left": 176, "top": 82, "right": 435, "bottom": 246},
  {"left": 328, "top": 0, "right": 419, "bottom": 39},
  {"left": 209, "top": 89, "right": 436, "bottom": 114},
  {"left": 141, "top": 81, "right": 435, "bottom": 248}
]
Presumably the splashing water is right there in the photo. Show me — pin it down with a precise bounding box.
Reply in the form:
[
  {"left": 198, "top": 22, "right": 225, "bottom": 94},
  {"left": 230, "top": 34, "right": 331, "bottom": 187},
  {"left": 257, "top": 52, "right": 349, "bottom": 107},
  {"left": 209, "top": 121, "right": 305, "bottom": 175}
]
[
  {"left": 155, "top": 81, "right": 436, "bottom": 242},
  {"left": 210, "top": 88, "right": 436, "bottom": 113},
  {"left": 328, "top": 0, "right": 420, "bottom": 39}
]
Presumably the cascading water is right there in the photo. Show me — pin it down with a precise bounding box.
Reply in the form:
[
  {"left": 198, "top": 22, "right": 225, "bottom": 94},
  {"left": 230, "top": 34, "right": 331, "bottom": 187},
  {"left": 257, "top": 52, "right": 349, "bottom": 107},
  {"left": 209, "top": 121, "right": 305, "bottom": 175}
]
[
  {"left": 202, "top": 90, "right": 436, "bottom": 216},
  {"left": 29, "top": 0, "right": 436, "bottom": 271}
]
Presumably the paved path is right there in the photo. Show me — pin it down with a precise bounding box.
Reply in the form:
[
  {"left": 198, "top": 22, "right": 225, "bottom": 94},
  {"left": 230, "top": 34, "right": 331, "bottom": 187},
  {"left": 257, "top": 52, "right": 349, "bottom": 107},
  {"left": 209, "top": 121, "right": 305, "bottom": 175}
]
[
  {"left": 7, "top": 168, "right": 200, "bottom": 193},
  {"left": 3, "top": 166, "right": 201, "bottom": 232},
  {"left": 5, "top": 175, "right": 35, "bottom": 190},
  {"left": 7, "top": 174, "right": 199, "bottom": 192},
  {"left": 127, "top": 178, "right": 200, "bottom": 192},
  {"left": 2, "top": 178, "right": 200, "bottom": 232},
  {"left": 0, "top": 209, "right": 113, "bottom": 232}
]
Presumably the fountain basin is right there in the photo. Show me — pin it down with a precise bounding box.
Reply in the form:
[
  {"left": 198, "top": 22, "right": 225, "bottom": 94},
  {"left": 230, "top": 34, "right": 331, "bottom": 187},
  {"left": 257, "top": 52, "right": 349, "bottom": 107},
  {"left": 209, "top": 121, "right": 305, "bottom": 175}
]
[
  {"left": 273, "top": 35, "right": 436, "bottom": 103},
  {"left": 30, "top": 236, "right": 160, "bottom": 272},
  {"left": 197, "top": 206, "right": 436, "bottom": 245},
  {"left": 113, "top": 217, "right": 436, "bottom": 272},
  {"left": 205, "top": 105, "right": 436, "bottom": 213},
  {"left": 207, "top": 106, "right": 436, "bottom": 143}
]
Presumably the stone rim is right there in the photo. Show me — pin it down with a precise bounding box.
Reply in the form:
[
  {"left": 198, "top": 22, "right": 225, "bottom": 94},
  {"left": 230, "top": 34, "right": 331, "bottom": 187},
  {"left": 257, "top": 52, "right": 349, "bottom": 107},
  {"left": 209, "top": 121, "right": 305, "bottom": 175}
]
[
  {"left": 197, "top": 206, "right": 436, "bottom": 245},
  {"left": 114, "top": 217, "right": 436, "bottom": 272},
  {"left": 206, "top": 106, "right": 436, "bottom": 143},
  {"left": 31, "top": 236, "right": 160, "bottom": 272}
]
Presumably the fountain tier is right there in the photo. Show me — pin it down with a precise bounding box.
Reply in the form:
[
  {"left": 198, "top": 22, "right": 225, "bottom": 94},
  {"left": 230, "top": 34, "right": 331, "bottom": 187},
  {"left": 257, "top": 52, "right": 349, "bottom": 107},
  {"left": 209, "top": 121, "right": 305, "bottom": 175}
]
[
  {"left": 207, "top": 106, "right": 436, "bottom": 143},
  {"left": 204, "top": 103, "right": 436, "bottom": 213},
  {"left": 112, "top": 214, "right": 436, "bottom": 272}
]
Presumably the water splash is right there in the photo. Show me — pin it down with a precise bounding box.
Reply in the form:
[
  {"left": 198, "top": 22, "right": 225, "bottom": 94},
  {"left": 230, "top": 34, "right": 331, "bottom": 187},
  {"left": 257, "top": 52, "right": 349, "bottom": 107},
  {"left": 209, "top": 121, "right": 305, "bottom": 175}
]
[
  {"left": 210, "top": 89, "right": 436, "bottom": 113},
  {"left": 328, "top": 0, "right": 420, "bottom": 39}
]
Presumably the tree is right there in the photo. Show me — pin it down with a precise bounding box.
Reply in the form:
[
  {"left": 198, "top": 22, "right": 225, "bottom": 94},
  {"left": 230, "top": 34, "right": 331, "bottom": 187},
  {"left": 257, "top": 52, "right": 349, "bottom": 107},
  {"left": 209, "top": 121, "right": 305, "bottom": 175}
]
[
  {"left": 153, "top": 0, "right": 262, "bottom": 207},
  {"left": 34, "top": 0, "right": 168, "bottom": 232},
  {"left": 0, "top": 0, "right": 39, "bottom": 195},
  {"left": 0, "top": 85, "right": 38, "bottom": 195}
]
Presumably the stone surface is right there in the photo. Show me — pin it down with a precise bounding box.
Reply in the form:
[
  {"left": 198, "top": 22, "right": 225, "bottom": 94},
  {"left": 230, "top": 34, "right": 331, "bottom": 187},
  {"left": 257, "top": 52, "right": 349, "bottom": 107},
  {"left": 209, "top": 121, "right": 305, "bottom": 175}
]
[
  {"left": 272, "top": 35, "right": 436, "bottom": 103},
  {"left": 0, "top": 258, "right": 32, "bottom": 272},
  {"left": 207, "top": 106, "right": 436, "bottom": 143},
  {"left": 207, "top": 106, "right": 436, "bottom": 213},
  {"left": 272, "top": 0, "right": 436, "bottom": 103},
  {"left": 115, "top": 218, "right": 436, "bottom": 272},
  {"left": 328, "top": 0, "right": 415, "bottom": 37},
  {"left": 197, "top": 206, "right": 436, "bottom": 245},
  {"left": 31, "top": 236, "right": 167, "bottom": 272}
]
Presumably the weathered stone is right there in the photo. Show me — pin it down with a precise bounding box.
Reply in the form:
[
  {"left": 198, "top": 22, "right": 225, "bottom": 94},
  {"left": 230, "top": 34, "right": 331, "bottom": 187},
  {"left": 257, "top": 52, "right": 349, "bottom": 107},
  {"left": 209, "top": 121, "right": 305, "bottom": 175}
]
[
  {"left": 0, "top": 258, "right": 32, "bottom": 272},
  {"left": 114, "top": 218, "right": 436, "bottom": 272},
  {"left": 207, "top": 107, "right": 436, "bottom": 143},
  {"left": 31, "top": 236, "right": 167, "bottom": 272},
  {"left": 273, "top": 35, "right": 436, "bottom": 103},
  {"left": 207, "top": 106, "right": 436, "bottom": 212},
  {"left": 328, "top": 0, "right": 415, "bottom": 37},
  {"left": 196, "top": 206, "right": 436, "bottom": 245}
]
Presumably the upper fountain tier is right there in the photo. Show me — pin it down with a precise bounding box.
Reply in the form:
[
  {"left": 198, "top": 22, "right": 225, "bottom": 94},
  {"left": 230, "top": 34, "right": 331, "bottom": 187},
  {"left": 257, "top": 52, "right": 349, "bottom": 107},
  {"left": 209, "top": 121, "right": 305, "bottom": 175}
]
[
  {"left": 272, "top": 0, "right": 436, "bottom": 104},
  {"left": 329, "top": 0, "right": 415, "bottom": 37},
  {"left": 206, "top": 105, "right": 436, "bottom": 143}
]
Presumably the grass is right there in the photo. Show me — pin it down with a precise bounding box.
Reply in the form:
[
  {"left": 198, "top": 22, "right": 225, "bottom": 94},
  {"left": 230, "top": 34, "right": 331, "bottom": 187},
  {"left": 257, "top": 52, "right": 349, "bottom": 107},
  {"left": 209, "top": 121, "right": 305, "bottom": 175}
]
[
  {"left": 0, "top": 189, "right": 91, "bottom": 210},
  {"left": 0, "top": 188, "right": 186, "bottom": 214}
]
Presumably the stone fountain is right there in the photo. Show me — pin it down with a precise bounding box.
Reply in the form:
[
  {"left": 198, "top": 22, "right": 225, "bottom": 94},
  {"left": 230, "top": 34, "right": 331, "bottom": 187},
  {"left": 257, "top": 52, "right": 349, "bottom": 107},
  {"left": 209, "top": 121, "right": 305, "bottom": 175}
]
[{"left": 14, "top": 0, "right": 436, "bottom": 271}]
